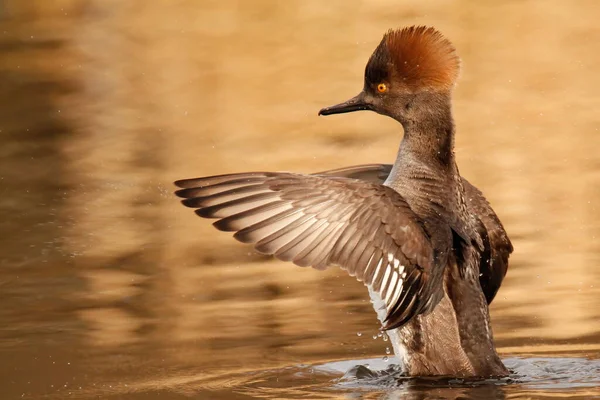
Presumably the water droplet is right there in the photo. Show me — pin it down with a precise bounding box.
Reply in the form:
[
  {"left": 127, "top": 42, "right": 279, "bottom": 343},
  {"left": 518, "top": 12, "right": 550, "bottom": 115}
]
[
  {"left": 372, "top": 334, "right": 378, "bottom": 340},
  {"left": 377, "top": 332, "right": 383, "bottom": 338},
  {"left": 383, "top": 356, "right": 389, "bottom": 362},
  {"left": 386, "top": 347, "right": 391, "bottom": 355},
  {"left": 356, "top": 332, "right": 362, "bottom": 337},
  {"left": 382, "top": 334, "right": 388, "bottom": 342}
]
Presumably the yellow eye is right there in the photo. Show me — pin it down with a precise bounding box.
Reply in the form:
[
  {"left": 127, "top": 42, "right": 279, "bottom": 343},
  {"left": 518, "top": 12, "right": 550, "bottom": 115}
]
[{"left": 377, "top": 83, "right": 387, "bottom": 93}]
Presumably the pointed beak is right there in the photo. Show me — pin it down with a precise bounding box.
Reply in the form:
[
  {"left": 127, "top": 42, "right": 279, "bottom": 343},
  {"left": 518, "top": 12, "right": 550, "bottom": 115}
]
[{"left": 318, "top": 91, "right": 372, "bottom": 116}]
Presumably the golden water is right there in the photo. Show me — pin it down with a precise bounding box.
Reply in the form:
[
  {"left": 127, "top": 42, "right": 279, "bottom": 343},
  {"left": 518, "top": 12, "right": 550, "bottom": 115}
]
[{"left": 1, "top": 1, "right": 599, "bottom": 399}]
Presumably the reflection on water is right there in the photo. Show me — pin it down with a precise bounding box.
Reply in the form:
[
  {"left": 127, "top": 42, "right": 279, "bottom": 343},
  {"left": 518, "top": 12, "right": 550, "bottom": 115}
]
[{"left": 1, "top": 1, "right": 599, "bottom": 399}]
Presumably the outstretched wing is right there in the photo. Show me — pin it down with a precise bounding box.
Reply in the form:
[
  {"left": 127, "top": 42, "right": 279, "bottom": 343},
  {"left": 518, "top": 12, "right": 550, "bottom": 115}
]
[
  {"left": 316, "top": 163, "right": 513, "bottom": 305},
  {"left": 315, "top": 164, "right": 393, "bottom": 183},
  {"left": 175, "top": 172, "right": 444, "bottom": 330}
]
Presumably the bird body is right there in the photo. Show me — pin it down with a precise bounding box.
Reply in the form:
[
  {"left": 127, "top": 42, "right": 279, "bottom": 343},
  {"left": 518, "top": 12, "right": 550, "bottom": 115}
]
[{"left": 175, "top": 26, "right": 512, "bottom": 377}]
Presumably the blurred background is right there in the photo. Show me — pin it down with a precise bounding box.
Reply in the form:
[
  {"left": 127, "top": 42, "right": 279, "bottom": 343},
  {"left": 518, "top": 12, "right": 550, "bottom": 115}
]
[{"left": 0, "top": 0, "right": 599, "bottom": 399}]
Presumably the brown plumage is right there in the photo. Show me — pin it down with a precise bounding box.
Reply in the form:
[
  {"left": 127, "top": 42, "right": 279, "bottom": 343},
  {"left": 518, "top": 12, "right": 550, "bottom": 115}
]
[
  {"left": 317, "top": 164, "right": 513, "bottom": 304},
  {"left": 366, "top": 26, "right": 460, "bottom": 92},
  {"left": 175, "top": 26, "right": 512, "bottom": 377},
  {"left": 176, "top": 172, "right": 442, "bottom": 330}
]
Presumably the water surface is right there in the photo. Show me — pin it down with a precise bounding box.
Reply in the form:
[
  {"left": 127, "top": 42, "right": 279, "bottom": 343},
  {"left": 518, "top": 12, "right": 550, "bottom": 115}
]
[{"left": 1, "top": 1, "right": 599, "bottom": 399}]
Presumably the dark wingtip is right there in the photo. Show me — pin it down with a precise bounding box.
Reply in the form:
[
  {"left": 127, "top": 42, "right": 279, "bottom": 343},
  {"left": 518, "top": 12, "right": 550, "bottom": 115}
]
[
  {"left": 381, "top": 309, "right": 412, "bottom": 331},
  {"left": 174, "top": 188, "right": 192, "bottom": 198},
  {"left": 175, "top": 178, "right": 209, "bottom": 189},
  {"left": 194, "top": 208, "right": 216, "bottom": 218},
  {"left": 181, "top": 198, "right": 201, "bottom": 208},
  {"left": 174, "top": 179, "right": 189, "bottom": 188},
  {"left": 381, "top": 317, "right": 409, "bottom": 331},
  {"left": 213, "top": 218, "right": 237, "bottom": 232},
  {"left": 232, "top": 230, "right": 256, "bottom": 244}
]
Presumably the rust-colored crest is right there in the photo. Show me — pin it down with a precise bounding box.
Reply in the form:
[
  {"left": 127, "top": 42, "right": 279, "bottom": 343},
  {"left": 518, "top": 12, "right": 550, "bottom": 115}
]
[{"left": 367, "top": 26, "right": 460, "bottom": 92}]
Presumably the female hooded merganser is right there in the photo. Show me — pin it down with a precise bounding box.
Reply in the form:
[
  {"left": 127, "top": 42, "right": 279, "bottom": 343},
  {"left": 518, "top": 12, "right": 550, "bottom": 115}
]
[{"left": 175, "top": 26, "right": 513, "bottom": 378}]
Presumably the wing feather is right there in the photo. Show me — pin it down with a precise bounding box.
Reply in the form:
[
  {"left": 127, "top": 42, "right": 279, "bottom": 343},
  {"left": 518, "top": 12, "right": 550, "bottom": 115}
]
[
  {"left": 317, "top": 164, "right": 513, "bottom": 305},
  {"left": 175, "top": 171, "right": 446, "bottom": 330}
]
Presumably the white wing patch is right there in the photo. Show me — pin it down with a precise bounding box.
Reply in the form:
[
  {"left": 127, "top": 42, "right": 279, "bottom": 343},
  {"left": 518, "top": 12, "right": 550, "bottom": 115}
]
[
  {"left": 373, "top": 253, "right": 407, "bottom": 313},
  {"left": 381, "top": 263, "right": 392, "bottom": 293},
  {"left": 372, "top": 257, "right": 384, "bottom": 282},
  {"left": 385, "top": 270, "right": 398, "bottom": 304}
]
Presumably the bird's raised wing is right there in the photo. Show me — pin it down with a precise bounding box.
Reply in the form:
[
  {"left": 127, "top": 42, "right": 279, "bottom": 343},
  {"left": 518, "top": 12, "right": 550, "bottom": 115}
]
[
  {"left": 315, "top": 163, "right": 393, "bottom": 183},
  {"left": 461, "top": 179, "right": 513, "bottom": 304},
  {"left": 175, "top": 172, "right": 445, "bottom": 330},
  {"left": 315, "top": 163, "right": 512, "bottom": 305}
]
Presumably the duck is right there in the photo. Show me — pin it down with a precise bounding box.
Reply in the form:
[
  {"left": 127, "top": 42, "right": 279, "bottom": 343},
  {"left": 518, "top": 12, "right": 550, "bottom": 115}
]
[{"left": 174, "top": 26, "right": 513, "bottom": 378}]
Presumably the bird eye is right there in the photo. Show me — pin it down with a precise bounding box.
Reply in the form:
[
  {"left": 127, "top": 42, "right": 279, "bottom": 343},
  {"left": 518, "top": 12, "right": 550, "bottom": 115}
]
[{"left": 377, "top": 83, "right": 387, "bottom": 93}]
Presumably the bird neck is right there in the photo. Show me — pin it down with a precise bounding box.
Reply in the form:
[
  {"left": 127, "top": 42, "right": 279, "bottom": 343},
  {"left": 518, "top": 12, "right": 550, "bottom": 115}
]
[
  {"left": 385, "top": 94, "right": 459, "bottom": 216},
  {"left": 399, "top": 93, "right": 456, "bottom": 170}
]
